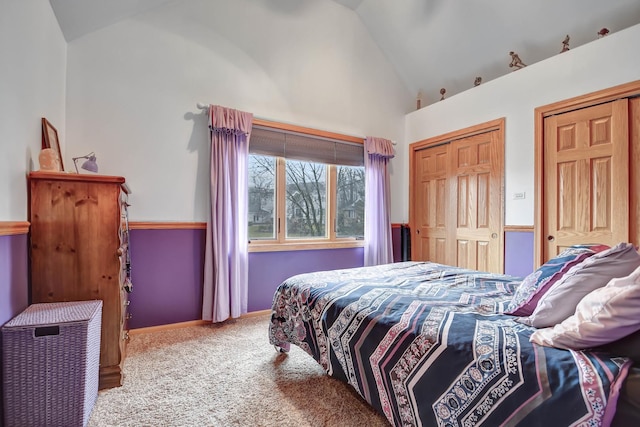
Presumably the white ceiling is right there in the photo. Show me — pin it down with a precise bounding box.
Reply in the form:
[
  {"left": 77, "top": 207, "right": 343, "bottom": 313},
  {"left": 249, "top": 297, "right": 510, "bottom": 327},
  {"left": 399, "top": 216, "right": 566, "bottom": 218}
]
[{"left": 50, "top": 0, "right": 640, "bottom": 106}]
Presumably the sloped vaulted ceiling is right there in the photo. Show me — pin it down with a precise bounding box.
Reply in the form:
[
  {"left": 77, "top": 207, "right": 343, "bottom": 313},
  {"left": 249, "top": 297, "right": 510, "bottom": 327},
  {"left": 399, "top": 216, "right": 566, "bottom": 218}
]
[
  {"left": 349, "top": 0, "right": 640, "bottom": 105},
  {"left": 51, "top": 0, "right": 640, "bottom": 106}
]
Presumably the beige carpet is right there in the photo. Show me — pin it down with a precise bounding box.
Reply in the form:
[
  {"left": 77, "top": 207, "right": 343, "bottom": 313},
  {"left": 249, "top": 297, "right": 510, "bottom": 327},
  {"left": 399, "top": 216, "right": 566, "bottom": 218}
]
[{"left": 88, "top": 314, "right": 390, "bottom": 427}]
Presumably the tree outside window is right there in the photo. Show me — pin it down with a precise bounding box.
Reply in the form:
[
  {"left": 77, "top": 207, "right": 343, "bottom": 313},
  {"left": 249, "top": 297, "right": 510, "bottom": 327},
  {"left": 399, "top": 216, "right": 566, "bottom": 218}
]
[
  {"left": 248, "top": 155, "right": 275, "bottom": 240},
  {"left": 248, "top": 154, "right": 364, "bottom": 243},
  {"left": 285, "top": 160, "right": 326, "bottom": 238},
  {"left": 336, "top": 166, "right": 364, "bottom": 238}
]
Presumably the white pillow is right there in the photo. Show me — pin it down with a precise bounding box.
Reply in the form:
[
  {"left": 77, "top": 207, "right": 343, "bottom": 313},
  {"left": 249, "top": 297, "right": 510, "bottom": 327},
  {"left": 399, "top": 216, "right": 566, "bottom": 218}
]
[
  {"left": 519, "top": 243, "right": 640, "bottom": 328},
  {"left": 530, "top": 264, "right": 640, "bottom": 350}
]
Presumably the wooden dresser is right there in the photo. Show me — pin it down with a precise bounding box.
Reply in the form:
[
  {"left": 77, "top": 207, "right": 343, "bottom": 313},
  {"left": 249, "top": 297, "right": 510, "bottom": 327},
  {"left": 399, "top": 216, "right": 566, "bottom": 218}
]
[{"left": 28, "top": 172, "right": 132, "bottom": 389}]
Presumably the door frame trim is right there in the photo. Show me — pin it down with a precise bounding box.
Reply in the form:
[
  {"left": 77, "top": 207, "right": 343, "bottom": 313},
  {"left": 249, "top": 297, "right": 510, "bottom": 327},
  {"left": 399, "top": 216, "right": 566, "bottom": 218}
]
[
  {"left": 533, "top": 79, "right": 640, "bottom": 268},
  {"left": 410, "top": 118, "right": 504, "bottom": 151}
]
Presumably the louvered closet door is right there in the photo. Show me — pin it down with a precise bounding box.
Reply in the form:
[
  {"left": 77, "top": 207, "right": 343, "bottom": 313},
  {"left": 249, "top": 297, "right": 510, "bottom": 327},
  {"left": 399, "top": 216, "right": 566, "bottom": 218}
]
[
  {"left": 450, "top": 130, "right": 503, "bottom": 273},
  {"left": 413, "top": 143, "right": 451, "bottom": 264},
  {"left": 543, "top": 99, "right": 629, "bottom": 261}
]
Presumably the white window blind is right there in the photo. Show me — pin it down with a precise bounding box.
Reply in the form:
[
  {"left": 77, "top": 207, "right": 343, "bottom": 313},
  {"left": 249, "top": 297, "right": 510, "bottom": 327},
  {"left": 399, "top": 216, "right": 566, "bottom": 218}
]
[{"left": 249, "top": 126, "right": 364, "bottom": 167}]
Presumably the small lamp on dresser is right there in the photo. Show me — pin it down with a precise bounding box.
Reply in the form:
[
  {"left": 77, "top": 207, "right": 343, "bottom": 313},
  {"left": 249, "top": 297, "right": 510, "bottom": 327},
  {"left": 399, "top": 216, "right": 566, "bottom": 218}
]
[{"left": 73, "top": 152, "right": 98, "bottom": 173}]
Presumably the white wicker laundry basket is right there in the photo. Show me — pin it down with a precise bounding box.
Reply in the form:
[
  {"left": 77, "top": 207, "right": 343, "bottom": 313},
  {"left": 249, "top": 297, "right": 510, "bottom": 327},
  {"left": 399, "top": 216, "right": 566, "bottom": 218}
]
[{"left": 2, "top": 300, "right": 102, "bottom": 427}]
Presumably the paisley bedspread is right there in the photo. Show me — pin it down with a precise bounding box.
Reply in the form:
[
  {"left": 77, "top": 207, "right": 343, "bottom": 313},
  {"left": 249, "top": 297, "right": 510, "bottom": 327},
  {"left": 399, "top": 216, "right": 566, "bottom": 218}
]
[{"left": 268, "top": 262, "right": 631, "bottom": 427}]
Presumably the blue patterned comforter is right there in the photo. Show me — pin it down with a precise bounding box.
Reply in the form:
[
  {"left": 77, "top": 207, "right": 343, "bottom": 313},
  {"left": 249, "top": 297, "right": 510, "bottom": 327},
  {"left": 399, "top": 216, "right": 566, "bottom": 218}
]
[{"left": 268, "top": 262, "right": 631, "bottom": 427}]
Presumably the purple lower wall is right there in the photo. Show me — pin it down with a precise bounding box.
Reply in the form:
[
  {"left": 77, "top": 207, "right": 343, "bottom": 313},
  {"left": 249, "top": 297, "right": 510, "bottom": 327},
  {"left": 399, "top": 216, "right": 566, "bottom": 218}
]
[
  {"left": 504, "top": 231, "right": 535, "bottom": 278},
  {"left": 126, "top": 228, "right": 535, "bottom": 329},
  {"left": 0, "top": 234, "right": 29, "bottom": 326},
  {"left": 0, "top": 233, "right": 29, "bottom": 427},
  {"left": 248, "top": 247, "right": 364, "bottom": 312},
  {"left": 127, "top": 227, "right": 364, "bottom": 328},
  {"left": 128, "top": 229, "right": 205, "bottom": 329}
]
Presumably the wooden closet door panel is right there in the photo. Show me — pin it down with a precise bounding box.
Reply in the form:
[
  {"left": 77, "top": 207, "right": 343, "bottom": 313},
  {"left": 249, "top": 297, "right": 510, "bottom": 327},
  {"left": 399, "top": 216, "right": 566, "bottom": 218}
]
[
  {"left": 543, "top": 99, "right": 629, "bottom": 260},
  {"left": 450, "top": 130, "right": 503, "bottom": 273},
  {"left": 630, "top": 97, "right": 640, "bottom": 248},
  {"left": 413, "top": 144, "right": 450, "bottom": 264}
]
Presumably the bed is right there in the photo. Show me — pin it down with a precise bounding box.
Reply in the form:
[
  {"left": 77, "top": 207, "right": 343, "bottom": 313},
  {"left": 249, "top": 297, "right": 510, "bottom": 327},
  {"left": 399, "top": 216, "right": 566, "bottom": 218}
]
[{"left": 269, "top": 259, "right": 640, "bottom": 427}]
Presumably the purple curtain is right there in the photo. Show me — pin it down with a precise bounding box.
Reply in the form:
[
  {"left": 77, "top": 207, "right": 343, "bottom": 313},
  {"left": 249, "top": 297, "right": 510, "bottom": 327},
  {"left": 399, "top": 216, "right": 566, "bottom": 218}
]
[
  {"left": 364, "top": 136, "right": 395, "bottom": 266},
  {"left": 202, "top": 105, "right": 253, "bottom": 322}
]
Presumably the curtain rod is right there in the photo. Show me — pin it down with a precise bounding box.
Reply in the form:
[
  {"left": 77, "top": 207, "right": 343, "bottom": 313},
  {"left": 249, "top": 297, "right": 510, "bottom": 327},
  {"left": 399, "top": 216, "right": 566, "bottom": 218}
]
[{"left": 196, "top": 103, "right": 396, "bottom": 145}]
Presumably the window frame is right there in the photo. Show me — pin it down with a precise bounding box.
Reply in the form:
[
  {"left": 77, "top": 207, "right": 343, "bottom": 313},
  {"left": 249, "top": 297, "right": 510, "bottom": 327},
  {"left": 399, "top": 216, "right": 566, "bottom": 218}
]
[{"left": 248, "top": 119, "right": 365, "bottom": 253}]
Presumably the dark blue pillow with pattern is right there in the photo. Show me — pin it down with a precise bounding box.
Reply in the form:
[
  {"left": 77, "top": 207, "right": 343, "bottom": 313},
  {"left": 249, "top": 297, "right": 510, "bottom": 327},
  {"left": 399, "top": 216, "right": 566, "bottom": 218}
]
[{"left": 506, "top": 244, "right": 609, "bottom": 316}]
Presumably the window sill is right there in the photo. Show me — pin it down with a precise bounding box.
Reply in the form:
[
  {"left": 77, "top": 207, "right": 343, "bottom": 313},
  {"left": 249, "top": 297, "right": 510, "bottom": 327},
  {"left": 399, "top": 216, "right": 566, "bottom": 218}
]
[{"left": 248, "top": 240, "right": 365, "bottom": 253}]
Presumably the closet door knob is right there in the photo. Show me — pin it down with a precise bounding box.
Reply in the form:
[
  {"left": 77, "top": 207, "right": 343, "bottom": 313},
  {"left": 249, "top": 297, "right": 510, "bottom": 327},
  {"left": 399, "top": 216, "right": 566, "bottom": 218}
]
[{"left": 547, "top": 235, "right": 555, "bottom": 241}]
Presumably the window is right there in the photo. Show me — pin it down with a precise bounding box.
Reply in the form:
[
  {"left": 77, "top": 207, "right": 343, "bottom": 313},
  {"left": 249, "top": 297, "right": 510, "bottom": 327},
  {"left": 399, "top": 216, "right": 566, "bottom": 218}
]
[
  {"left": 248, "top": 155, "right": 276, "bottom": 240},
  {"left": 247, "top": 122, "right": 365, "bottom": 250},
  {"left": 285, "top": 159, "right": 327, "bottom": 238},
  {"left": 336, "top": 165, "right": 365, "bottom": 237}
]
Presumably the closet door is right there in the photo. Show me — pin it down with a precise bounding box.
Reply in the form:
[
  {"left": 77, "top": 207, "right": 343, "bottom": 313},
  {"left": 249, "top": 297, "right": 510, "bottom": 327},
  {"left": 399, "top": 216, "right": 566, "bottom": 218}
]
[
  {"left": 450, "top": 130, "right": 504, "bottom": 273},
  {"left": 543, "top": 99, "right": 629, "bottom": 260},
  {"left": 631, "top": 97, "right": 640, "bottom": 248},
  {"left": 410, "top": 119, "right": 505, "bottom": 272},
  {"left": 413, "top": 143, "right": 451, "bottom": 264}
]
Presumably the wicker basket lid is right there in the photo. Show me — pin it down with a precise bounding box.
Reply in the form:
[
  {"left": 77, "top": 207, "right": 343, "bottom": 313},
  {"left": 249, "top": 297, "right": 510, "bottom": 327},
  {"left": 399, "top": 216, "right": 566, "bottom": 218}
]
[{"left": 3, "top": 300, "right": 102, "bottom": 328}]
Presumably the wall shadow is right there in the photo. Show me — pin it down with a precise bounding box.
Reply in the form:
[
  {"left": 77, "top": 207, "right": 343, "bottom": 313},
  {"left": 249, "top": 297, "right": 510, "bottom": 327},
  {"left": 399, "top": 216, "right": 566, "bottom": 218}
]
[{"left": 184, "top": 110, "right": 210, "bottom": 222}]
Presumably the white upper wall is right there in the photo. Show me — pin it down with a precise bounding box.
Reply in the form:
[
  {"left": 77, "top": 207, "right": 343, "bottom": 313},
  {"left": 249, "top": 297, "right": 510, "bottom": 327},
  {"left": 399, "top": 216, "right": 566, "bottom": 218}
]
[
  {"left": 13, "top": 1, "right": 634, "bottom": 226},
  {"left": 356, "top": 0, "right": 640, "bottom": 104},
  {"left": 0, "top": 0, "right": 67, "bottom": 221},
  {"left": 405, "top": 23, "right": 640, "bottom": 226},
  {"left": 65, "top": 0, "right": 413, "bottom": 222}
]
